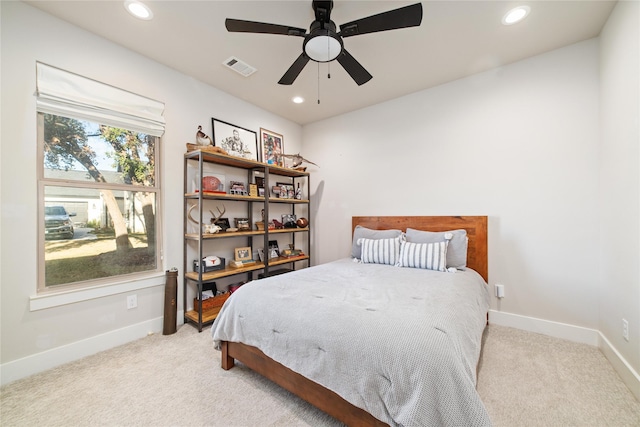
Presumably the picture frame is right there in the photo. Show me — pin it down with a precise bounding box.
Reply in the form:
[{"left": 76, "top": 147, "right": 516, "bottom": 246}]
[
  {"left": 212, "top": 118, "right": 258, "bottom": 161},
  {"left": 282, "top": 214, "right": 297, "bottom": 228},
  {"left": 268, "top": 240, "right": 279, "bottom": 258},
  {"left": 234, "top": 246, "right": 252, "bottom": 262},
  {"left": 234, "top": 217, "right": 250, "bottom": 230},
  {"left": 277, "top": 182, "right": 294, "bottom": 199},
  {"left": 217, "top": 218, "right": 230, "bottom": 231},
  {"left": 229, "top": 181, "right": 247, "bottom": 196},
  {"left": 259, "top": 128, "right": 284, "bottom": 166}
]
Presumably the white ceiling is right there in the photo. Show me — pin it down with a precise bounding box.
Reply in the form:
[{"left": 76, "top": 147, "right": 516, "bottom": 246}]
[{"left": 25, "top": 0, "right": 616, "bottom": 125}]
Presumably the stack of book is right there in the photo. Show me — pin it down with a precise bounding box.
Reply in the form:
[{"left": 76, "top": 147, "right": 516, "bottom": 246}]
[
  {"left": 280, "top": 249, "right": 304, "bottom": 258},
  {"left": 229, "top": 259, "right": 257, "bottom": 268}
]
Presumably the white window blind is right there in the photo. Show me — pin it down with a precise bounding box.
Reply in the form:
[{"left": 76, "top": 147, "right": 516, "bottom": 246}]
[{"left": 36, "top": 62, "right": 165, "bottom": 136}]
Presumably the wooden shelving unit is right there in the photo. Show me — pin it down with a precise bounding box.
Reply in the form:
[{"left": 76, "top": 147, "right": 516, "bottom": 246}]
[{"left": 183, "top": 150, "right": 310, "bottom": 331}]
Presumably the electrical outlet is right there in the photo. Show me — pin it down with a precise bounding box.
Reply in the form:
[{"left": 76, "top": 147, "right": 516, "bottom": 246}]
[
  {"left": 495, "top": 284, "right": 505, "bottom": 298},
  {"left": 622, "top": 318, "right": 629, "bottom": 341},
  {"left": 127, "top": 294, "right": 138, "bottom": 310}
]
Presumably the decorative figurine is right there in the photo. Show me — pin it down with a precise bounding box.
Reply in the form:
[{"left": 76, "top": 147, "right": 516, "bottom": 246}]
[
  {"left": 196, "top": 125, "right": 213, "bottom": 146},
  {"left": 280, "top": 153, "right": 318, "bottom": 169}
]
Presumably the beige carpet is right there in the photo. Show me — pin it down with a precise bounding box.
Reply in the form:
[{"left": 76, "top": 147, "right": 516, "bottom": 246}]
[{"left": 1, "top": 324, "right": 639, "bottom": 426}]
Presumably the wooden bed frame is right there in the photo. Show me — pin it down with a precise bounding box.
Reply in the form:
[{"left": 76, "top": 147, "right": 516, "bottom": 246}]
[{"left": 221, "top": 216, "right": 488, "bottom": 426}]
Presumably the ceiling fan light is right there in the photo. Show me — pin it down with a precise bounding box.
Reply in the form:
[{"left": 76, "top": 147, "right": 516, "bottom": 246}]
[
  {"left": 292, "top": 96, "right": 305, "bottom": 104},
  {"left": 502, "top": 6, "right": 530, "bottom": 25},
  {"left": 304, "top": 36, "right": 342, "bottom": 62},
  {"left": 124, "top": 0, "right": 153, "bottom": 20}
]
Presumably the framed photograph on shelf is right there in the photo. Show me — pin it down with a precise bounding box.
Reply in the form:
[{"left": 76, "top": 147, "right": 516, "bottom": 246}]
[
  {"left": 234, "top": 247, "right": 252, "bottom": 262},
  {"left": 217, "top": 218, "right": 230, "bottom": 231},
  {"left": 277, "top": 182, "right": 294, "bottom": 199},
  {"left": 282, "top": 214, "right": 297, "bottom": 228},
  {"left": 268, "top": 240, "right": 279, "bottom": 259},
  {"left": 212, "top": 118, "right": 258, "bottom": 161},
  {"left": 229, "top": 181, "right": 247, "bottom": 195},
  {"left": 259, "top": 128, "right": 284, "bottom": 166}
]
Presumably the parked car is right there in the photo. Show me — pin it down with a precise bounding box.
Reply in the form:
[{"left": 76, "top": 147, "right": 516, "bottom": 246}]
[{"left": 45, "top": 206, "right": 76, "bottom": 239}]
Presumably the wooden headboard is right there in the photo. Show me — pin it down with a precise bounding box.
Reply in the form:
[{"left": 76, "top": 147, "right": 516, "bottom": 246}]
[{"left": 352, "top": 216, "right": 488, "bottom": 282}]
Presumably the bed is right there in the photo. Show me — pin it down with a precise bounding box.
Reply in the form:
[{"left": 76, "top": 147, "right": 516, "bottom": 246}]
[{"left": 211, "top": 216, "right": 491, "bottom": 426}]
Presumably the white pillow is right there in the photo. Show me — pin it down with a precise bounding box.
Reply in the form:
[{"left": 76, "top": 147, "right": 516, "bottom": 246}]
[
  {"left": 352, "top": 226, "right": 402, "bottom": 259},
  {"left": 397, "top": 240, "right": 448, "bottom": 272},
  {"left": 358, "top": 236, "right": 401, "bottom": 266},
  {"left": 405, "top": 228, "right": 468, "bottom": 268}
]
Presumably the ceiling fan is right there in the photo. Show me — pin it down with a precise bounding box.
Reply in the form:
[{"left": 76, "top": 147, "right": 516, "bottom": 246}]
[{"left": 225, "top": 1, "right": 423, "bottom": 86}]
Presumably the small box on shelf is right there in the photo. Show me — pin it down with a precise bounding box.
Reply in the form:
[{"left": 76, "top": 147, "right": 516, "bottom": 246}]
[
  {"left": 194, "top": 292, "right": 230, "bottom": 312},
  {"left": 193, "top": 256, "right": 225, "bottom": 273}
]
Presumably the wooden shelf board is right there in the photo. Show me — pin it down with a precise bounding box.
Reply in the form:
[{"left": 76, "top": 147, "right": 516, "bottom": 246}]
[
  {"left": 185, "top": 308, "right": 221, "bottom": 325},
  {"left": 184, "top": 255, "right": 308, "bottom": 281},
  {"left": 184, "top": 150, "right": 309, "bottom": 177},
  {"left": 185, "top": 227, "right": 309, "bottom": 240},
  {"left": 185, "top": 192, "right": 264, "bottom": 202},
  {"left": 184, "top": 192, "right": 309, "bottom": 204},
  {"left": 268, "top": 255, "right": 309, "bottom": 266},
  {"left": 185, "top": 230, "right": 264, "bottom": 240},
  {"left": 185, "top": 262, "right": 265, "bottom": 281}
]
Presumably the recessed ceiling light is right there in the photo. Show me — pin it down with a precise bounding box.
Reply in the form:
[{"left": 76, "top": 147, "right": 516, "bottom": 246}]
[
  {"left": 124, "top": 0, "right": 153, "bottom": 20},
  {"left": 292, "top": 96, "right": 305, "bottom": 104},
  {"left": 502, "top": 6, "right": 530, "bottom": 25}
]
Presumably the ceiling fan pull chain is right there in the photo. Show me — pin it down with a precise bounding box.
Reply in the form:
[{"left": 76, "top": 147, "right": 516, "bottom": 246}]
[
  {"left": 317, "top": 62, "right": 321, "bottom": 104},
  {"left": 327, "top": 36, "right": 331, "bottom": 79}
]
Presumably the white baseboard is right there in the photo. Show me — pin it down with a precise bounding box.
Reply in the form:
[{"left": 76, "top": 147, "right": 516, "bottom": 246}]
[
  {"left": 489, "top": 309, "right": 640, "bottom": 401},
  {"left": 488, "top": 309, "right": 600, "bottom": 345},
  {"left": 0, "top": 316, "right": 165, "bottom": 387},
  {"left": 598, "top": 331, "right": 640, "bottom": 401}
]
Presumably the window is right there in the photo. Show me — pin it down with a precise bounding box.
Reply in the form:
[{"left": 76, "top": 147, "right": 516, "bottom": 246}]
[
  {"left": 35, "top": 62, "right": 165, "bottom": 293},
  {"left": 38, "top": 114, "right": 161, "bottom": 291}
]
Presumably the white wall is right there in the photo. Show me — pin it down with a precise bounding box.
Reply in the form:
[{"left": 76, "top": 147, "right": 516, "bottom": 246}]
[
  {"left": 0, "top": 1, "right": 302, "bottom": 383},
  {"left": 304, "top": 39, "right": 601, "bottom": 328},
  {"left": 598, "top": 0, "right": 640, "bottom": 396},
  {"left": 302, "top": 1, "right": 639, "bottom": 396}
]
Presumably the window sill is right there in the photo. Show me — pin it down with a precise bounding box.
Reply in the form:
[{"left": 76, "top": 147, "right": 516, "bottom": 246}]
[{"left": 29, "top": 272, "right": 166, "bottom": 311}]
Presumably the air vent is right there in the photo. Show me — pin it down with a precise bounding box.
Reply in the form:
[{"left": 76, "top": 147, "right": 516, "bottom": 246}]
[{"left": 223, "top": 56, "right": 257, "bottom": 77}]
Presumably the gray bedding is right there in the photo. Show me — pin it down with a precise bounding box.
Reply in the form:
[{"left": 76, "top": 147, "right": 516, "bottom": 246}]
[{"left": 211, "top": 258, "right": 492, "bottom": 426}]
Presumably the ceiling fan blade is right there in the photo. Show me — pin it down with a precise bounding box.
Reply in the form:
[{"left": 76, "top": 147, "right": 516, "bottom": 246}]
[
  {"left": 339, "top": 3, "right": 423, "bottom": 38},
  {"left": 225, "top": 19, "right": 306, "bottom": 37},
  {"left": 278, "top": 54, "right": 310, "bottom": 85},
  {"left": 336, "top": 49, "right": 372, "bottom": 86}
]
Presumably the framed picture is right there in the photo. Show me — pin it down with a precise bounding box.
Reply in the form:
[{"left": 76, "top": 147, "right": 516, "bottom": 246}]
[
  {"left": 234, "top": 218, "right": 250, "bottom": 230},
  {"left": 282, "top": 214, "right": 297, "bottom": 228},
  {"left": 277, "top": 182, "right": 294, "bottom": 199},
  {"left": 268, "top": 240, "right": 279, "bottom": 258},
  {"left": 212, "top": 118, "right": 258, "bottom": 161},
  {"left": 217, "top": 218, "right": 230, "bottom": 231},
  {"left": 260, "top": 128, "right": 284, "bottom": 166},
  {"left": 229, "top": 181, "right": 247, "bottom": 195},
  {"left": 234, "top": 246, "right": 252, "bottom": 262}
]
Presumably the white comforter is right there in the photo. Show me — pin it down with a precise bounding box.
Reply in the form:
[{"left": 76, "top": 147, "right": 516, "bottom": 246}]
[{"left": 211, "top": 258, "right": 492, "bottom": 426}]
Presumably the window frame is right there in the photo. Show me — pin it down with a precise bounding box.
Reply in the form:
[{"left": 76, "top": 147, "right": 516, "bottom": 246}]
[{"left": 36, "top": 113, "right": 164, "bottom": 296}]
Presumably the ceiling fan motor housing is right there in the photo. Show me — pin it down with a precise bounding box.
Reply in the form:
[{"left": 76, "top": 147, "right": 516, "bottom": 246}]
[{"left": 304, "top": 20, "right": 343, "bottom": 62}]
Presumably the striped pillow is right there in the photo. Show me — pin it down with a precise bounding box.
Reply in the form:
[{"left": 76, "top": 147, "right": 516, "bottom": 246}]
[
  {"left": 358, "top": 237, "right": 401, "bottom": 266},
  {"left": 397, "top": 240, "right": 448, "bottom": 271}
]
